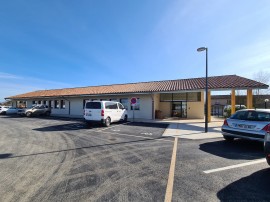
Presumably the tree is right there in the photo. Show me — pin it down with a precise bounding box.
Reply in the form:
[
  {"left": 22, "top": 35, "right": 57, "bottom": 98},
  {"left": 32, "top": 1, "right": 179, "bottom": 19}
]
[
  {"left": 253, "top": 70, "right": 270, "bottom": 108},
  {"left": 253, "top": 70, "right": 270, "bottom": 95}
]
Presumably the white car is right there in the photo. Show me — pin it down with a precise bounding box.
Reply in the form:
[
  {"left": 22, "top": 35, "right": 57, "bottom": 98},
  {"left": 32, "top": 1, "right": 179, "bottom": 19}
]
[
  {"left": 84, "top": 101, "right": 128, "bottom": 127},
  {"left": 0, "top": 106, "right": 18, "bottom": 115},
  {"left": 222, "top": 109, "right": 270, "bottom": 142}
]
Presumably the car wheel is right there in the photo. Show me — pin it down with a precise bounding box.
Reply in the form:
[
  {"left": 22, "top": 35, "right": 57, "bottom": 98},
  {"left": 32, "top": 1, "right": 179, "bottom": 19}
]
[
  {"left": 26, "top": 112, "right": 32, "bottom": 117},
  {"left": 45, "top": 111, "right": 51, "bottom": 116},
  {"left": 266, "top": 156, "right": 270, "bottom": 166},
  {"left": 123, "top": 115, "right": 128, "bottom": 122},
  {"left": 223, "top": 135, "right": 234, "bottom": 142},
  {"left": 104, "top": 117, "right": 111, "bottom": 127}
]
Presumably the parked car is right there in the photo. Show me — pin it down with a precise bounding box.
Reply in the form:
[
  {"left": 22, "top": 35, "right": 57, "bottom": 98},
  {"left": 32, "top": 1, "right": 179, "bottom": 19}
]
[
  {"left": 223, "top": 104, "right": 246, "bottom": 117},
  {"left": 18, "top": 105, "right": 51, "bottom": 117},
  {"left": 264, "top": 129, "right": 270, "bottom": 166},
  {"left": 0, "top": 106, "right": 18, "bottom": 115},
  {"left": 84, "top": 101, "right": 128, "bottom": 127},
  {"left": 222, "top": 109, "right": 270, "bottom": 142}
]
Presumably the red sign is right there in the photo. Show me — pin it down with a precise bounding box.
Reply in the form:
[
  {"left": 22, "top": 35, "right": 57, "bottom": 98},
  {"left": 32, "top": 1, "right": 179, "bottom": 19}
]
[{"left": 130, "top": 97, "right": 137, "bottom": 104}]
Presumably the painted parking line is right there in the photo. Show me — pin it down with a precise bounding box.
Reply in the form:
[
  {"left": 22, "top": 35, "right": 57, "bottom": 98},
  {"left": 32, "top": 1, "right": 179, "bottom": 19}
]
[
  {"left": 95, "top": 122, "right": 129, "bottom": 132},
  {"left": 96, "top": 131, "right": 174, "bottom": 143},
  {"left": 204, "top": 158, "right": 266, "bottom": 174},
  {"left": 164, "top": 137, "right": 178, "bottom": 202}
]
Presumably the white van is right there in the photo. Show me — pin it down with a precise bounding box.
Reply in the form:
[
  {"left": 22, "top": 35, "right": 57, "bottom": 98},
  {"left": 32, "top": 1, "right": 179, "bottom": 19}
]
[{"left": 84, "top": 101, "right": 128, "bottom": 126}]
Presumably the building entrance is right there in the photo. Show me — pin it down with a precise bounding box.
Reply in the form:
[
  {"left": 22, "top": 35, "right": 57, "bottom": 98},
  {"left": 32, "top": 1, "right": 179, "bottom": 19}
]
[{"left": 171, "top": 101, "right": 187, "bottom": 118}]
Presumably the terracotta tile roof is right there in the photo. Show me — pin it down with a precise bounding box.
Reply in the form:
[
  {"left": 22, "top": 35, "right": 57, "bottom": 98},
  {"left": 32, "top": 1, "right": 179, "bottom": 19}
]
[{"left": 6, "top": 75, "right": 269, "bottom": 99}]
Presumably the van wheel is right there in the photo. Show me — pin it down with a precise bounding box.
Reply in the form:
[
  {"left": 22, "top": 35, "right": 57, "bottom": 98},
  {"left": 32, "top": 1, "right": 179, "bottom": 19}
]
[
  {"left": 26, "top": 112, "right": 32, "bottom": 117},
  {"left": 104, "top": 117, "right": 111, "bottom": 127},
  {"left": 123, "top": 115, "right": 128, "bottom": 122}
]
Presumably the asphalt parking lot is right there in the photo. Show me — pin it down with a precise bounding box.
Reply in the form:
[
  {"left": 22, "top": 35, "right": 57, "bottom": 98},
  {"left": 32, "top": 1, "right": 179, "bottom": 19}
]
[{"left": 0, "top": 115, "right": 269, "bottom": 202}]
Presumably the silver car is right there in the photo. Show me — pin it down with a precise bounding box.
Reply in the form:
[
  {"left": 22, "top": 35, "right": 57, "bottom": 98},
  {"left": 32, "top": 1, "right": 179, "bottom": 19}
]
[
  {"left": 222, "top": 109, "right": 270, "bottom": 142},
  {"left": 18, "top": 104, "right": 51, "bottom": 117},
  {"left": 0, "top": 106, "right": 18, "bottom": 115}
]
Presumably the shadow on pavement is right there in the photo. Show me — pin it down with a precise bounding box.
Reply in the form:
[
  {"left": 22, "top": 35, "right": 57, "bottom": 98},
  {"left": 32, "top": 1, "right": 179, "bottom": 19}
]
[
  {"left": 33, "top": 123, "right": 89, "bottom": 131},
  {"left": 200, "top": 139, "right": 264, "bottom": 160},
  {"left": 217, "top": 168, "right": 270, "bottom": 201},
  {"left": 124, "top": 122, "right": 168, "bottom": 129},
  {"left": 0, "top": 153, "right": 13, "bottom": 159},
  {"left": 170, "top": 122, "right": 222, "bottom": 133},
  {"left": 33, "top": 122, "right": 168, "bottom": 132},
  {"left": 0, "top": 137, "right": 172, "bottom": 160}
]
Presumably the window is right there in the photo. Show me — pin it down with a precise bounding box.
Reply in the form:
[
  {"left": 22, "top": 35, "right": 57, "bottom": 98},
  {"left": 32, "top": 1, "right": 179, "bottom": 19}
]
[
  {"left": 231, "top": 111, "right": 247, "bottom": 120},
  {"left": 160, "top": 94, "right": 173, "bottom": 102},
  {"left": 48, "top": 100, "right": 52, "bottom": 108},
  {"left": 131, "top": 98, "right": 140, "bottom": 110},
  {"left": 32, "top": 101, "right": 37, "bottom": 105},
  {"left": 54, "top": 100, "right": 59, "bottom": 109},
  {"left": 105, "top": 102, "right": 118, "bottom": 109},
  {"left": 38, "top": 100, "right": 41, "bottom": 104},
  {"left": 60, "top": 100, "right": 65, "bottom": 109},
  {"left": 118, "top": 103, "right": 125, "bottom": 110},
  {"left": 43, "top": 100, "right": 46, "bottom": 105},
  {"left": 160, "top": 92, "right": 201, "bottom": 102},
  {"left": 257, "top": 112, "right": 270, "bottom": 121},
  {"left": 120, "top": 98, "right": 129, "bottom": 110},
  {"left": 85, "top": 102, "right": 101, "bottom": 109},
  {"left": 187, "top": 92, "right": 201, "bottom": 101},
  {"left": 173, "top": 93, "right": 187, "bottom": 101}
]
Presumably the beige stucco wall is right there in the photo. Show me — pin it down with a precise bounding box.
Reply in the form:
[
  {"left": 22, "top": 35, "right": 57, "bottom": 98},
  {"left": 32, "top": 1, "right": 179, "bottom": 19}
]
[
  {"left": 159, "top": 102, "right": 171, "bottom": 118},
  {"left": 153, "top": 93, "right": 160, "bottom": 111},
  {"left": 187, "top": 91, "right": 204, "bottom": 119}
]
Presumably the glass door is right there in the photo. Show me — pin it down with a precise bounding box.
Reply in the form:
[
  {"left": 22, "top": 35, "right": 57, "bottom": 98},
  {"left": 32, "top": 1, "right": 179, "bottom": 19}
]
[{"left": 171, "top": 101, "right": 187, "bottom": 118}]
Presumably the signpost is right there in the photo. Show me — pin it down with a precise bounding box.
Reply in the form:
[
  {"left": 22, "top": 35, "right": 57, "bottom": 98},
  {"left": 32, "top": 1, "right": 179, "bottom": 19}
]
[{"left": 130, "top": 97, "right": 137, "bottom": 122}]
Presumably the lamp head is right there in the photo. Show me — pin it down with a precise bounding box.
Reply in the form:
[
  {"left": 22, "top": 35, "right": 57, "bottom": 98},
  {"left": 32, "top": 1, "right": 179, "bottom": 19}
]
[{"left": 197, "top": 47, "right": 207, "bottom": 52}]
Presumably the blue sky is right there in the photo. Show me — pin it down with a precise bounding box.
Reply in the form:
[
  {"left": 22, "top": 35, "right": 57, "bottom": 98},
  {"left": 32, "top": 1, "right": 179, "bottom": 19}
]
[{"left": 1, "top": 0, "right": 270, "bottom": 101}]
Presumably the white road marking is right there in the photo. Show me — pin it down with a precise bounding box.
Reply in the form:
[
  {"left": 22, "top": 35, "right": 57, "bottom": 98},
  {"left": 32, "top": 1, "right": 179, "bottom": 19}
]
[
  {"left": 164, "top": 137, "right": 178, "bottom": 202},
  {"left": 141, "top": 132, "right": 152, "bottom": 136},
  {"left": 204, "top": 158, "right": 266, "bottom": 174},
  {"left": 95, "top": 122, "right": 129, "bottom": 132},
  {"left": 97, "top": 131, "right": 173, "bottom": 142}
]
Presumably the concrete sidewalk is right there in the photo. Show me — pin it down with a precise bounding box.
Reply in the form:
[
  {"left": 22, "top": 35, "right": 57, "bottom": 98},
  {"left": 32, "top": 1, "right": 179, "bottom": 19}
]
[{"left": 130, "top": 117, "right": 224, "bottom": 140}]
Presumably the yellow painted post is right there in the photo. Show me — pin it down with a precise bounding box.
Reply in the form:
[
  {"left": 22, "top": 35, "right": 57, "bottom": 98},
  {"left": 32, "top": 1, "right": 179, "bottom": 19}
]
[
  {"left": 208, "top": 91, "right": 211, "bottom": 122},
  {"left": 231, "top": 89, "right": 236, "bottom": 114},
  {"left": 247, "top": 89, "right": 253, "bottom": 109}
]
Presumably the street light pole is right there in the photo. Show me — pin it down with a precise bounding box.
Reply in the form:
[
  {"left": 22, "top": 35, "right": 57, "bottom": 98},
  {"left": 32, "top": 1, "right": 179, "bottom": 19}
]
[
  {"left": 265, "top": 99, "right": 269, "bottom": 109},
  {"left": 197, "top": 47, "right": 208, "bottom": 133}
]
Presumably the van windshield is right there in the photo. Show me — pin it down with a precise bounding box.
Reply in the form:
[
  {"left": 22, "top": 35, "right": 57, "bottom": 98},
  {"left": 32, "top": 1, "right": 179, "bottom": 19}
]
[{"left": 85, "top": 102, "right": 101, "bottom": 109}]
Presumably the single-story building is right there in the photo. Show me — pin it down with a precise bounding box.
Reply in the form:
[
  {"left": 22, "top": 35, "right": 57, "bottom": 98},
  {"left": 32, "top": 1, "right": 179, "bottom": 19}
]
[{"left": 5, "top": 75, "right": 269, "bottom": 121}]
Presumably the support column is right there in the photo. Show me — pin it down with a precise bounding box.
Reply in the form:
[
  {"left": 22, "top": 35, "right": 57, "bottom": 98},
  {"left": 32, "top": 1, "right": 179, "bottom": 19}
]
[
  {"left": 231, "top": 89, "right": 236, "bottom": 114},
  {"left": 208, "top": 91, "right": 211, "bottom": 122},
  {"left": 247, "top": 89, "right": 253, "bottom": 109}
]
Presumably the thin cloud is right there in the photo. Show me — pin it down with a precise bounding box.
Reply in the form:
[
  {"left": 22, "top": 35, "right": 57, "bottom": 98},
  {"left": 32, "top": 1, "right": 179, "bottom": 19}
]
[{"left": 0, "top": 72, "right": 72, "bottom": 102}]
